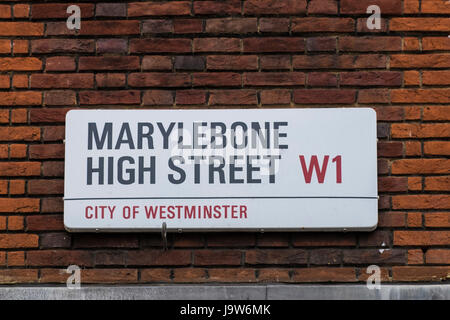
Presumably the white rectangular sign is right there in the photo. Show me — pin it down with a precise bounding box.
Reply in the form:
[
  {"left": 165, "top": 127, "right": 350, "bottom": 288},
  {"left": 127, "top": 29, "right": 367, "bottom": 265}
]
[{"left": 64, "top": 108, "right": 378, "bottom": 232}]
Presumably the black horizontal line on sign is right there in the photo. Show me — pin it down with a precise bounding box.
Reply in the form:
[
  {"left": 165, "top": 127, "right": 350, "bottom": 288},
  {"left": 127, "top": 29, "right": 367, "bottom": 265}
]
[{"left": 64, "top": 196, "right": 378, "bottom": 200}]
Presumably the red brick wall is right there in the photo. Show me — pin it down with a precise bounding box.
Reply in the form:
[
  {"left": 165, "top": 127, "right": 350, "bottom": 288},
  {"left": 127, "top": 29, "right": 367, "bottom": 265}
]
[{"left": 0, "top": 0, "right": 449, "bottom": 285}]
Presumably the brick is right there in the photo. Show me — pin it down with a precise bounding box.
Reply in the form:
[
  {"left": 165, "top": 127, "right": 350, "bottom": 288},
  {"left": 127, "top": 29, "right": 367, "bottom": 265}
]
[
  {"left": 9, "top": 179, "right": 25, "bottom": 194},
  {"left": 27, "top": 250, "right": 93, "bottom": 267},
  {"left": 358, "top": 89, "right": 390, "bottom": 104},
  {"left": 244, "top": 0, "right": 306, "bottom": 14},
  {"left": 258, "top": 269, "right": 291, "bottom": 282},
  {"left": 292, "top": 267, "right": 356, "bottom": 282},
  {"left": 209, "top": 90, "right": 257, "bottom": 105},
  {"left": 307, "top": 72, "right": 338, "bottom": 87},
  {"left": 142, "top": 19, "right": 173, "bottom": 34},
  {"left": 293, "top": 54, "right": 387, "bottom": 69},
  {"left": 96, "top": 39, "right": 127, "bottom": 54},
  {"left": 206, "top": 18, "right": 257, "bottom": 34},
  {"left": 45, "top": 57, "right": 76, "bottom": 72},
  {"left": 424, "top": 176, "right": 450, "bottom": 191},
  {"left": 141, "top": 268, "right": 172, "bottom": 282},
  {"left": 128, "top": 1, "right": 191, "bottom": 17},
  {"left": 13, "top": 4, "right": 29, "bottom": 18},
  {"left": 176, "top": 90, "right": 207, "bottom": 105},
  {"left": 404, "top": 0, "right": 420, "bottom": 13},
  {"left": 392, "top": 123, "right": 450, "bottom": 139},
  {"left": 79, "top": 21, "right": 140, "bottom": 36},
  {"left": 74, "top": 234, "right": 139, "bottom": 249},
  {"left": 292, "top": 233, "right": 356, "bottom": 246},
  {"left": 10, "top": 109, "right": 27, "bottom": 123},
  {"left": 378, "top": 212, "right": 406, "bottom": 227},
  {"left": 392, "top": 88, "right": 450, "bottom": 103},
  {"left": 7, "top": 251, "right": 25, "bottom": 266},
  {"left": 41, "top": 198, "right": 63, "bottom": 213},
  {"left": 143, "top": 90, "right": 174, "bottom": 106},
  {"left": 32, "top": 3, "right": 94, "bottom": 19},
  {"left": 96, "top": 74, "right": 126, "bottom": 88},
  {"left": 341, "top": 72, "right": 402, "bottom": 87},
  {"left": 260, "top": 55, "right": 291, "bottom": 70},
  {"left": 207, "top": 268, "right": 256, "bottom": 282},
  {"left": 293, "top": 89, "right": 356, "bottom": 104},
  {"left": 408, "top": 249, "right": 424, "bottom": 265},
  {"left": 0, "top": 75, "right": 9, "bottom": 89},
  {"left": 28, "top": 179, "right": 63, "bottom": 195},
  {"left": 172, "top": 19, "right": 202, "bottom": 34},
  {"left": 426, "top": 250, "right": 450, "bottom": 265},
  {"left": 174, "top": 56, "right": 205, "bottom": 71},
  {"left": 40, "top": 233, "right": 71, "bottom": 249},
  {"left": 408, "top": 177, "right": 422, "bottom": 191},
  {"left": 292, "top": 18, "right": 354, "bottom": 32},
  {"left": 79, "top": 57, "right": 139, "bottom": 71},
  {"left": 391, "top": 54, "right": 450, "bottom": 68},
  {"left": 423, "top": 71, "right": 450, "bottom": 85},
  {"left": 194, "top": 1, "right": 241, "bottom": 15},
  {"left": 30, "top": 144, "right": 64, "bottom": 159},
  {"left": 339, "top": 37, "right": 401, "bottom": 52},
  {"left": 0, "top": 162, "right": 40, "bottom": 176},
  {"left": 206, "top": 233, "right": 256, "bottom": 247},
  {"left": 404, "top": 70, "right": 420, "bottom": 86},
  {"left": 0, "top": 40, "right": 10, "bottom": 54},
  {"left": 194, "top": 250, "right": 241, "bottom": 266},
  {"left": 260, "top": 89, "right": 291, "bottom": 105},
  {"left": 32, "top": 39, "right": 95, "bottom": 53},
  {"left": 306, "top": 37, "right": 336, "bottom": 52},
  {"left": 44, "top": 92, "right": 76, "bottom": 106},
  {"left": 8, "top": 216, "right": 24, "bottom": 231},
  {"left": 256, "top": 233, "right": 289, "bottom": 247},
  {"left": 308, "top": 0, "right": 338, "bottom": 14},
  {"left": 31, "top": 74, "right": 93, "bottom": 89},
  {"left": 0, "top": 127, "right": 39, "bottom": 141},
  {"left": 127, "top": 250, "right": 191, "bottom": 266},
  {"left": 9, "top": 144, "right": 26, "bottom": 159},
  {"left": 13, "top": 40, "right": 28, "bottom": 54},
  {"left": 422, "top": 37, "right": 450, "bottom": 51},
  {"left": 259, "top": 18, "right": 290, "bottom": 33},
  {"left": 0, "top": 234, "right": 38, "bottom": 249},
  {"left": 359, "top": 231, "right": 392, "bottom": 247},
  {"left": 96, "top": 3, "right": 126, "bottom": 17},
  {"left": 407, "top": 212, "right": 422, "bottom": 228},
  {"left": 207, "top": 55, "right": 257, "bottom": 70},
  {"left": 0, "top": 58, "right": 41, "bottom": 71},
  {"left": 425, "top": 213, "right": 450, "bottom": 228},
  {"left": 392, "top": 267, "right": 449, "bottom": 282},
  {"left": 340, "top": 0, "right": 401, "bottom": 14},
  {"left": 0, "top": 270, "right": 38, "bottom": 284},
  {"left": 358, "top": 267, "right": 391, "bottom": 282},
  {"left": 95, "top": 251, "right": 125, "bottom": 266},
  {"left": 423, "top": 106, "right": 450, "bottom": 121},
  {"left": 378, "top": 141, "right": 403, "bottom": 157},
  {"left": 142, "top": 56, "right": 172, "bottom": 70},
  {"left": 129, "top": 73, "right": 190, "bottom": 87},
  {"left": 0, "top": 22, "right": 43, "bottom": 36},
  {"left": 42, "top": 161, "right": 64, "bottom": 177},
  {"left": 194, "top": 38, "right": 240, "bottom": 52},
  {"left": 424, "top": 141, "right": 450, "bottom": 156},
  {"left": 357, "top": 18, "right": 388, "bottom": 33},
  {"left": 0, "top": 198, "right": 39, "bottom": 213},
  {"left": 421, "top": 0, "right": 450, "bottom": 13},
  {"left": 309, "top": 249, "right": 341, "bottom": 265},
  {"left": 244, "top": 38, "right": 304, "bottom": 53},
  {"left": 403, "top": 37, "right": 420, "bottom": 51},
  {"left": 79, "top": 90, "right": 140, "bottom": 105},
  {"left": 27, "top": 214, "right": 64, "bottom": 231},
  {"left": 172, "top": 234, "right": 204, "bottom": 248},
  {"left": 394, "top": 231, "right": 450, "bottom": 246},
  {"left": 244, "top": 72, "right": 305, "bottom": 86},
  {"left": 31, "top": 107, "right": 71, "bottom": 122},
  {"left": 343, "top": 249, "right": 406, "bottom": 264},
  {"left": 131, "top": 39, "right": 191, "bottom": 53},
  {"left": 246, "top": 249, "right": 307, "bottom": 265},
  {"left": 391, "top": 18, "right": 450, "bottom": 32},
  {"left": 392, "top": 159, "right": 450, "bottom": 174},
  {"left": 393, "top": 195, "right": 450, "bottom": 210}
]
